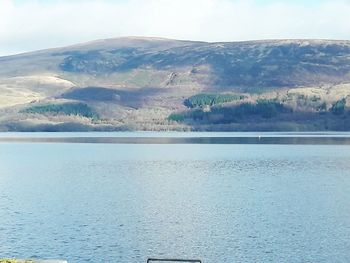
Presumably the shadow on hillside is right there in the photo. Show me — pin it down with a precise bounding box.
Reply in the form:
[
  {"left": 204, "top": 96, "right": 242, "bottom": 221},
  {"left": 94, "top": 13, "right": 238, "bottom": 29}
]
[{"left": 60, "top": 86, "right": 165, "bottom": 108}]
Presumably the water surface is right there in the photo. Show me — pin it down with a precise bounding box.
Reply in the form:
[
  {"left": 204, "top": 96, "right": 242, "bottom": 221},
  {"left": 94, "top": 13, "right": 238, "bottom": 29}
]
[{"left": 0, "top": 133, "right": 349, "bottom": 262}]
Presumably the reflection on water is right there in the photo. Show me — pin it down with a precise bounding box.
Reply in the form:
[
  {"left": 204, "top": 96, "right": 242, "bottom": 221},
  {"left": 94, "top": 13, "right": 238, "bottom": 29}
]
[
  {"left": 0, "top": 138, "right": 350, "bottom": 262},
  {"left": 2, "top": 134, "right": 350, "bottom": 144}
]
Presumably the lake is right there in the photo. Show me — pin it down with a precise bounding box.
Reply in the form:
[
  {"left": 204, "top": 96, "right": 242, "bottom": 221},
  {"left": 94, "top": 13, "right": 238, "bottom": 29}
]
[{"left": 0, "top": 132, "right": 350, "bottom": 262}]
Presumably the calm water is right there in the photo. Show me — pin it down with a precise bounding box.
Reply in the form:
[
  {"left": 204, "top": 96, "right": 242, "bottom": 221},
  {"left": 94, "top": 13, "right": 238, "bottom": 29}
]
[{"left": 0, "top": 133, "right": 350, "bottom": 262}]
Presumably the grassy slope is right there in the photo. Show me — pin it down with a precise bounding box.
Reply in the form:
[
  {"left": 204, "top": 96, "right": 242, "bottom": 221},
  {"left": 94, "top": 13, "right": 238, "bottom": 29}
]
[{"left": 1, "top": 37, "right": 350, "bottom": 131}]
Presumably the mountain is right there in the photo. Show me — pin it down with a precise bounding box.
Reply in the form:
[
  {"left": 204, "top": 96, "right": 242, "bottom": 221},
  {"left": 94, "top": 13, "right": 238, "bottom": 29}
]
[{"left": 1, "top": 37, "right": 350, "bottom": 131}]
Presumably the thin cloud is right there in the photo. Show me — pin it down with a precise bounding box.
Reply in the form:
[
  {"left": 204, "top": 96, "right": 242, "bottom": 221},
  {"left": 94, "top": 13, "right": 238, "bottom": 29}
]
[{"left": 1, "top": 0, "right": 350, "bottom": 56}]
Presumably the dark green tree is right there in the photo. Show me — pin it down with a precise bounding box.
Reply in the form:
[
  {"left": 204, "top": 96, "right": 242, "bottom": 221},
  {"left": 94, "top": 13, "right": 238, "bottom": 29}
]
[{"left": 331, "top": 98, "right": 346, "bottom": 115}]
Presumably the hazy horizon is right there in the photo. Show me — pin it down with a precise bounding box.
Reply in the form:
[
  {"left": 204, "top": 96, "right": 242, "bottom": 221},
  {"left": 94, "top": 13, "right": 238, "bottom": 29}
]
[{"left": 3, "top": 36, "right": 350, "bottom": 58}]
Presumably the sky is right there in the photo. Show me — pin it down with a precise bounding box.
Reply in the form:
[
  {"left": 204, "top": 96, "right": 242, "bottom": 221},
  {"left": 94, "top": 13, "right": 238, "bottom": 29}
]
[{"left": 1, "top": 0, "right": 350, "bottom": 56}]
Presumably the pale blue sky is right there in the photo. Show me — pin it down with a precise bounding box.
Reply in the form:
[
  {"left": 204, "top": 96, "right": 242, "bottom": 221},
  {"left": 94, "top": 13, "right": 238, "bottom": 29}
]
[
  {"left": 1, "top": 0, "right": 350, "bottom": 56},
  {"left": 11, "top": 0, "right": 328, "bottom": 3},
  {"left": 11, "top": 0, "right": 334, "bottom": 6}
]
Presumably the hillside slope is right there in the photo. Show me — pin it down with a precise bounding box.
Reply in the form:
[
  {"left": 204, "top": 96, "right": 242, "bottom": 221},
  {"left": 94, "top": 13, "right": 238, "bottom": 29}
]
[{"left": 1, "top": 37, "right": 350, "bottom": 131}]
